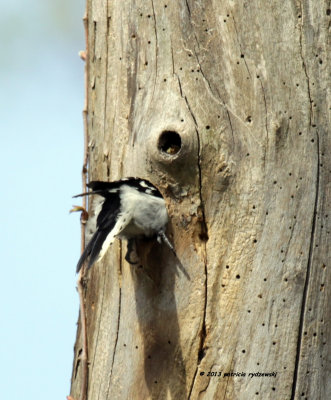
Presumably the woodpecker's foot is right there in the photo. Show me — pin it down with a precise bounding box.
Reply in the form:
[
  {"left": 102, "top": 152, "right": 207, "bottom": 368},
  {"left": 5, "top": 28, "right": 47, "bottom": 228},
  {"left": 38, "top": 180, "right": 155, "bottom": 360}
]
[{"left": 125, "top": 239, "right": 139, "bottom": 264}]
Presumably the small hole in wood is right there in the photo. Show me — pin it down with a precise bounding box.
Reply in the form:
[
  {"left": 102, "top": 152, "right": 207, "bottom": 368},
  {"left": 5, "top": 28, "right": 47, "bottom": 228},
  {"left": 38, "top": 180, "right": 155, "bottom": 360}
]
[{"left": 158, "top": 131, "right": 182, "bottom": 155}]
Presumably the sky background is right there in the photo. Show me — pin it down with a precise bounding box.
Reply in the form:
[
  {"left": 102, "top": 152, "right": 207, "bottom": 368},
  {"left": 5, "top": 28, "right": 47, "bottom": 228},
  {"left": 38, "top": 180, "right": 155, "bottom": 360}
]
[{"left": 0, "top": 0, "right": 85, "bottom": 398}]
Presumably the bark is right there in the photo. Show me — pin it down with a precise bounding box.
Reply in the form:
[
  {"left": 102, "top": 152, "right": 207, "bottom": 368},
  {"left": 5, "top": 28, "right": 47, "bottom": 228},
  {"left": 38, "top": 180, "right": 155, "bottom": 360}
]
[{"left": 70, "top": 1, "right": 330, "bottom": 399}]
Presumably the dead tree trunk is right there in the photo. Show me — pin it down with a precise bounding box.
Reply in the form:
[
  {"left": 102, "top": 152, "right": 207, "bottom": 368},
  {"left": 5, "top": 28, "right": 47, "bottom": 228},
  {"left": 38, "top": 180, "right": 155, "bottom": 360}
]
[{"left": 70, "top": 1, "right": 330, "bottom": 399}]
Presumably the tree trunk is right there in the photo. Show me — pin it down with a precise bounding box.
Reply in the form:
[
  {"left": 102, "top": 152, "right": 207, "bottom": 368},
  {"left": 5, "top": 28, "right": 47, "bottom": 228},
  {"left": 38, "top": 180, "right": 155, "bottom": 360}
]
[{"left": 70, "top": 1, "right": 330, "bottom": 399}]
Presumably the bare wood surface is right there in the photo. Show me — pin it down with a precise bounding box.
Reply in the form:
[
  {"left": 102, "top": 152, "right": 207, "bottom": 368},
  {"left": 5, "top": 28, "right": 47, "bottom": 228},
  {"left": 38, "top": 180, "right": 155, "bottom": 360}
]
[{"left": 70, "top": 1, "right": 330, "bottom": 399}]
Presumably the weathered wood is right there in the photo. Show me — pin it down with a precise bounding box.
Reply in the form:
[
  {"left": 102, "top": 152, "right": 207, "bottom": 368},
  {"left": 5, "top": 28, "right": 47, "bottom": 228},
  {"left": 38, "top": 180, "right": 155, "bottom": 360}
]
[{"left": 70, "top": 1, "right": 330, "bottom": 399}]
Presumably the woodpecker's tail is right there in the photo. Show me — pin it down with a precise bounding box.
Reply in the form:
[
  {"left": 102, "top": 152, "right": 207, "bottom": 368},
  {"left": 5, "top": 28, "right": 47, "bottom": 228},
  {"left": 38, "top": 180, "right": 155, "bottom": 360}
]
[
  {"left": 158, "top": 231, "right": 190, "bottom": 279},
  {"left": 158, "top": 231, "right": 176, "bottom": 256}
]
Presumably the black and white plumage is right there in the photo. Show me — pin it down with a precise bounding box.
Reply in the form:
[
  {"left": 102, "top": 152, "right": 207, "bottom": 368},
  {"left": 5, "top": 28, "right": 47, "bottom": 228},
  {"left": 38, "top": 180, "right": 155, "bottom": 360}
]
[{"left": 74, "top": 178, "right": 175, "bottom": 272}]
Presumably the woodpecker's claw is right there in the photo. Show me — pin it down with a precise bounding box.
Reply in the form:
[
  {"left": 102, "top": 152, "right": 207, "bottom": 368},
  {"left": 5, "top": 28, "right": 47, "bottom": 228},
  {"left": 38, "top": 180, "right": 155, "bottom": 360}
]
[
  {"left": 70, "top": 205, "right": 89, "bottom": 224},
  {"left": 125, "top": 239, "right": 139, "bottom": 264}
]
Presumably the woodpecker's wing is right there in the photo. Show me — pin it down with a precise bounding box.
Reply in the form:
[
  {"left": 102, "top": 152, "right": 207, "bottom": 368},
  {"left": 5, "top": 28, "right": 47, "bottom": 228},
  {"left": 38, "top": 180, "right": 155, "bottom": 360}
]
[
  {"left": 76, "top": 194, "right": 127, "bottom": 272},
  {"left": 76, "top": 228, "right": 107, "bottom": 272},
  {"left": 94, "top": 214, "right": 131, "bottom": 263}
]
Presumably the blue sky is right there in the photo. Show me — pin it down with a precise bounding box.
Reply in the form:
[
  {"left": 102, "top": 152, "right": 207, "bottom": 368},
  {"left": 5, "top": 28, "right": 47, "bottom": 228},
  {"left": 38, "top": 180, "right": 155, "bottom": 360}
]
[{"left": 0, "top": 1, "right": 85, "bottom": 398}]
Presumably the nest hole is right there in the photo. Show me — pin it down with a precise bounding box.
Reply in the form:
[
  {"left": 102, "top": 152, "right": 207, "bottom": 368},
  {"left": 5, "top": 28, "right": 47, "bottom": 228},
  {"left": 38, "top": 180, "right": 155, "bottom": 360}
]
[{"left": 158, "top": 131, "right": 182, "bottom": 155}]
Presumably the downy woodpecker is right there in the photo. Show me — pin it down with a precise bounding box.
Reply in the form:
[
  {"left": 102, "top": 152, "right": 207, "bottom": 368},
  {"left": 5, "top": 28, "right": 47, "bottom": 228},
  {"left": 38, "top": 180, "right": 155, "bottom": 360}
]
[{"left": 74, "top": 178, "right": 175, "bottom": 272}]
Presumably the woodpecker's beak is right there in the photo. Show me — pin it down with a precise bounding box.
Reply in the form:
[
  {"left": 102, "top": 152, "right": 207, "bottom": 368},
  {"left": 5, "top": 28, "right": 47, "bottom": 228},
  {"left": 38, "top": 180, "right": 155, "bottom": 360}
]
[{"left": 72, "top": 190, "right": 103, "bottom": 198}]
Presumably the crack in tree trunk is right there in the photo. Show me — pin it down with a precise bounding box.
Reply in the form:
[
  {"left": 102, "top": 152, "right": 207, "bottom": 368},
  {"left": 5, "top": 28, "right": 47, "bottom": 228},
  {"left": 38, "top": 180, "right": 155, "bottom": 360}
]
[{"left": 291, "top": 131, "right": 320, "bottom": 400}]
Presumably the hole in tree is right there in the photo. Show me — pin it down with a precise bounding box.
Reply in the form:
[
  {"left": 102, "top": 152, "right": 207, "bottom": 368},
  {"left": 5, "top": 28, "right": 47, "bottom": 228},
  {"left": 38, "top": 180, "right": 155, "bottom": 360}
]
[{"left": 158, "top": 131, "right": 182, "bottom": 155}]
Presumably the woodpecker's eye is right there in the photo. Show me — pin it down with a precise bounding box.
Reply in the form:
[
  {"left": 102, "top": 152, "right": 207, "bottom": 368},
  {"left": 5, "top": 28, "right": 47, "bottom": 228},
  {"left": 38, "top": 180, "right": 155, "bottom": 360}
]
[{"left": 158, "top": 131, "right": 182, "bottom": 155}]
